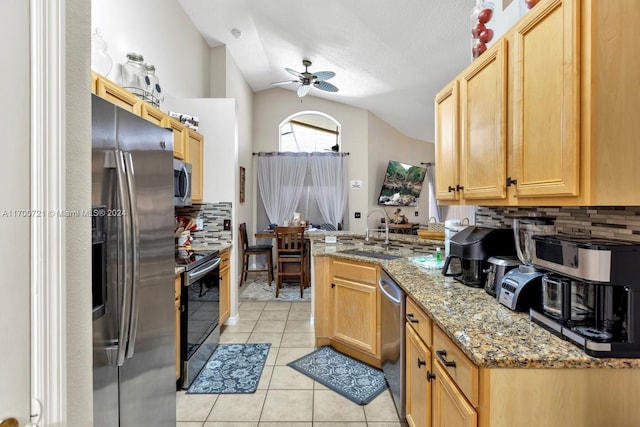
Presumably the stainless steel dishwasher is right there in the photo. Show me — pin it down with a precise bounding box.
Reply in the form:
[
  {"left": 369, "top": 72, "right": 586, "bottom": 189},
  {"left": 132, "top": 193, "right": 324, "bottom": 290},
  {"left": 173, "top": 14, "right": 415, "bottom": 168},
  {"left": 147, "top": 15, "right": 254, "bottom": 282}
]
[{"left": 379, "top": 269, "right": 406, "bottom": 421}]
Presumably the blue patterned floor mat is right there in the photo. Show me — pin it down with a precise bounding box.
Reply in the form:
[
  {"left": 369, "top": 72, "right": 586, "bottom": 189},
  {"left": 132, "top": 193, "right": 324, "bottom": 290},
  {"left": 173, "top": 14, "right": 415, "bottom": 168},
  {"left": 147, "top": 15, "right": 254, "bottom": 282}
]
[
  {"left": 287, "top": 346, "right": 388, "bottom": 405},
  {"left": 186, "top": 343, "right": 271, "bottom": 394}
]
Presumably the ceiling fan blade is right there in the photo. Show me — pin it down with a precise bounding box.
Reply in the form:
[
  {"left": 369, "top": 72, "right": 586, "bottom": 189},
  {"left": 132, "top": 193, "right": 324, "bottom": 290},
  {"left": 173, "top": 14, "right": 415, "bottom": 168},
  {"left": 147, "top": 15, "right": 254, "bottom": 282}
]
[
  {"left": 285, "top": 68, "right": 304, "bottom": 78},
  {"left": 314, "top": 80, "right": 339, "bottom": 93},
  {"left": 271, "top": 80, "right": 298, "bottom": 86},
  {"left": 297, "top": 84, "right": 311, "bottom": 98},
  {"left": 312, "top": 71, "right": 335, "bottom": 81}
]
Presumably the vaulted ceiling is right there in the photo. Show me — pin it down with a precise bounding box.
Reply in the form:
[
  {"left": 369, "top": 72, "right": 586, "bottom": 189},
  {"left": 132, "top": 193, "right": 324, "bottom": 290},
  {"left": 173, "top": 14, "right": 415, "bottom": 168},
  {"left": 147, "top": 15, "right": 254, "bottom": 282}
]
[{"left": 178, "top": 0, "right": 476, "bottom": 142}]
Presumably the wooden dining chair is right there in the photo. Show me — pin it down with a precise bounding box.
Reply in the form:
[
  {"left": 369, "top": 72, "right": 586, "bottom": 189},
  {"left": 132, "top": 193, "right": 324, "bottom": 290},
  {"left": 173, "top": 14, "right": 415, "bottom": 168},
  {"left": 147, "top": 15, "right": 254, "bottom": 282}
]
[
  {"left": 274, "top": 226, "right": 307, "bottom": 298},
  {"left": 239, "top": 222, "right": 273, "bottom": 287}
]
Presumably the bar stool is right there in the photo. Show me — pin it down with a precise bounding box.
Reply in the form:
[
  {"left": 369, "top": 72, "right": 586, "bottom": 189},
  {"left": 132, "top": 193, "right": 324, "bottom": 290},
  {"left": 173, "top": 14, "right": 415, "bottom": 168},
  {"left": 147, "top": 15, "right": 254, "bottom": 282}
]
[
  {"left": 239, "top": 222, "right": 273, "bottom": 286},
  {"left": 274, "top": 226, "right": 306, "bottom": 298}
]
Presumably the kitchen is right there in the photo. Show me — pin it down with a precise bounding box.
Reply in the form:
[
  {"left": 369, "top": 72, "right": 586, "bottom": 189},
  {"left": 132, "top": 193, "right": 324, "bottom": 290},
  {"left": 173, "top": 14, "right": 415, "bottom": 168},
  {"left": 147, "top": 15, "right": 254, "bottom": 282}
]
[{"left": 3, "top": 0, "right": 640, "bottom": 426}]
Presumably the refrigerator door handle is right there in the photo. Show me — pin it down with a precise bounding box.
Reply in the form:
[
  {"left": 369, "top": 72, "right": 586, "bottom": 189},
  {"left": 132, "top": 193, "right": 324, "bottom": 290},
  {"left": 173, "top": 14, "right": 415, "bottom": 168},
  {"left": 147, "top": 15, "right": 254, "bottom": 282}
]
[
  {"left": 115, "top": 150, "right": 133, "bottom": 367},
  {"left": 124, "top": 151, "right": 140, "bottom": 359}
]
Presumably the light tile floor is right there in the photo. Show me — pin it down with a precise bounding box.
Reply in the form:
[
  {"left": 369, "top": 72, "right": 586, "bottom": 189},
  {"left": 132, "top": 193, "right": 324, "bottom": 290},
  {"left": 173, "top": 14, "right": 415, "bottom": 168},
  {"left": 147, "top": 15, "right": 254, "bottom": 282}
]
[{"left": 177, "top": 301, "right": 404, "bottom": 426}]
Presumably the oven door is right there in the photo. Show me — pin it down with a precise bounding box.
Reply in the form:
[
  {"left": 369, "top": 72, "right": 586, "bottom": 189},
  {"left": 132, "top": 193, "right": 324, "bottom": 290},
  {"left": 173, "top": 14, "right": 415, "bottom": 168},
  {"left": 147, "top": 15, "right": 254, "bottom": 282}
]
[
  {"left": 173, "top": 159, "right": 192, "bottom": 207},
  {"left": 180, "top": 257, "right": 220, "bottom": 389}
]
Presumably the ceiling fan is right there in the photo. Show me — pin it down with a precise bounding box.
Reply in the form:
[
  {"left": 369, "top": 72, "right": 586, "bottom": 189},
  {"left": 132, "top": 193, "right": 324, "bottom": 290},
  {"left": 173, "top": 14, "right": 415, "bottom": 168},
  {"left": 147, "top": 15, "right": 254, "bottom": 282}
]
[{"left": 271, "top": 59, "right": 339, "bottom": 98}]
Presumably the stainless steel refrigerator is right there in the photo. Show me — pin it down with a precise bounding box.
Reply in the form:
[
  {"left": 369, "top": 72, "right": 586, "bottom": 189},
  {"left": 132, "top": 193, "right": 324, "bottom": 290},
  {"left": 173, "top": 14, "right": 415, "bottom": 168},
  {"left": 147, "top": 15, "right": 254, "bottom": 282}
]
[{"left": 92, "top": 94, "right": 176, "bottom": 426}]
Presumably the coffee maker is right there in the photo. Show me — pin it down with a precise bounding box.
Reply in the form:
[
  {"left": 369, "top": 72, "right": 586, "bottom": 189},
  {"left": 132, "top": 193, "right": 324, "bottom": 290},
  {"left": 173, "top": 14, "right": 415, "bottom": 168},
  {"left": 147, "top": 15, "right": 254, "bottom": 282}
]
[
  {"left": 442, "top": 226, "right": 516, "bottom": 287},
  {"left": 529, "top": 234, "right": 640, "bottom": 357},
  {"left": 497, "top": 217, "right": 556, "bottom": 311}
]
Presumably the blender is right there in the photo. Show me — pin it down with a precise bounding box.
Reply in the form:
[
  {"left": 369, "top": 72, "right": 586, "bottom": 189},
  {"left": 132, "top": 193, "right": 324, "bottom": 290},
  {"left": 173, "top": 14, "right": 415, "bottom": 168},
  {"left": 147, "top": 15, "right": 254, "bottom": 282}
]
[{"left": 497, "top": 216, "right": 556, "bottom": 311}]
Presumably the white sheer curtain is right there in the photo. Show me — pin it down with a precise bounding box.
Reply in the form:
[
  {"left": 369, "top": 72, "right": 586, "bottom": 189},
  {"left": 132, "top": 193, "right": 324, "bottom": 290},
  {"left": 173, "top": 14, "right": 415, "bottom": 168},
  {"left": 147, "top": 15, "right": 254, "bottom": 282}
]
[
  {"left": 426, "top": 164, "right": 442, "bottom": 221},
  {"left": 257, "top": 153, "right": 308, "bottom": 225},
  {"left": 309, "top": 153, "right": 348, "bottom": 229}
]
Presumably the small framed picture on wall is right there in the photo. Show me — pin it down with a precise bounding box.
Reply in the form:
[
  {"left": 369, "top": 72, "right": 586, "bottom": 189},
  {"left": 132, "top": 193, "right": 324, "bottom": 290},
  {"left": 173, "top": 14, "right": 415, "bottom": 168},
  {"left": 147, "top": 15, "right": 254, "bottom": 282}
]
[{"left": 239, "top": 166, "right": 246, "bottom": 203}]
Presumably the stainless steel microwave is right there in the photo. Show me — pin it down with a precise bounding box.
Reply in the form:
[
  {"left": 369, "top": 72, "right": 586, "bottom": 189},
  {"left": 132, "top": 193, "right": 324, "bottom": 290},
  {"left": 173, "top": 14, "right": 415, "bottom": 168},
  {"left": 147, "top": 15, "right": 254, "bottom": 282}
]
[{"left": 173, "top": 159, "right": 192, "bottom": 207}]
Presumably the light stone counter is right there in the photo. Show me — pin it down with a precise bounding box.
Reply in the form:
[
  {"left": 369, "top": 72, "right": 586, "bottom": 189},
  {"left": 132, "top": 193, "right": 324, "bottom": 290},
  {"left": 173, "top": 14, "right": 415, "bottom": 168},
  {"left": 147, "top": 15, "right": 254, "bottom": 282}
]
[{"left": 313, "top": 241, "right": 640, "bottom": 369}]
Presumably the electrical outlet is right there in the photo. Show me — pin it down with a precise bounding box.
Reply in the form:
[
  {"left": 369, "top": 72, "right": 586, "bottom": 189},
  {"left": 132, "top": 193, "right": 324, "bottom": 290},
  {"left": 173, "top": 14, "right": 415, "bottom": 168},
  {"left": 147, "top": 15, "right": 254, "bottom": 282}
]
[
  {"left": 415, "top": 211, "right": 419, "bottom": 217},
  {"left": 223, "top": 219, "right": 231, "bottom": 231},
  {"left": 355, "top": 212, "right": 361, "bottom": 219}
]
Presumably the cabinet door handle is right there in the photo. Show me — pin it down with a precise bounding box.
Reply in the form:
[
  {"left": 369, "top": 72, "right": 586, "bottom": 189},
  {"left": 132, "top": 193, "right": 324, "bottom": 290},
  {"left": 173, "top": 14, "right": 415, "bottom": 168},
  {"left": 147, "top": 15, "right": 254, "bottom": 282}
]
[
  {"left": 417, "top": 358, "right": 426, "bottom": 368},
  {"left": 406, "top": 313, "right": 419, "bottom": 324},
  {"left": 436, "top": 350, "right": 457, "bottom": 368},
  {"left": 456, "top": 184, "right": 464, "bottom": 191},
  {"left": 426, "top": 371, "right": 436, "bottom": 382},
  {"left": 506, "top": 176, "right": 518, "bottom": 187},
  {"left": 448, "top": 185, "right": 455, "bottom": 192},
  {"left": 331, "top": 283, "right": 335, "bottom": 288}
]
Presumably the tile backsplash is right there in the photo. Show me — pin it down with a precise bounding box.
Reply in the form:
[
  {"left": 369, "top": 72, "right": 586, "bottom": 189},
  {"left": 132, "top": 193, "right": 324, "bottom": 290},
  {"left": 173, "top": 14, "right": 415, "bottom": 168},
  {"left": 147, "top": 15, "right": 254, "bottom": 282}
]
[
  {"left": 176, "top": 202, "right": 232, "bottom": 245},
  {"left": 476, "top": 206, "right": 640, "bottom": 243}
]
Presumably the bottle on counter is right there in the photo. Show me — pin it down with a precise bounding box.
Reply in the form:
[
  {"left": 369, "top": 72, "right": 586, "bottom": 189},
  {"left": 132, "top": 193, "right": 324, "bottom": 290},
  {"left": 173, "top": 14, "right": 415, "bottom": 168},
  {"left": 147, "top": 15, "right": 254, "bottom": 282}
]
[{"left": 435, "top": 247, "right": 442, "bottom": 263}]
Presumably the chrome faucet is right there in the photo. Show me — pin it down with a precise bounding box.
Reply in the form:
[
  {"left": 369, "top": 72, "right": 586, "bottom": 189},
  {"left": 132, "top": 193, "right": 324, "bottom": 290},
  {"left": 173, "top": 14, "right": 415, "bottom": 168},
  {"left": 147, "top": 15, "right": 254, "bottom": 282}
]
[{"left": 365, "top": 207, "right": 390, "bottom": 245}]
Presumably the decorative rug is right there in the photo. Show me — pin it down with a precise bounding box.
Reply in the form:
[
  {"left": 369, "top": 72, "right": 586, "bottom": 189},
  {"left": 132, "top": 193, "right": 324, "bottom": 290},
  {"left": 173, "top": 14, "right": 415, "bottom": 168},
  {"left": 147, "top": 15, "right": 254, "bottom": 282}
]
[
  {"left": 240, "top": 273, "right": 311, "bottom": 302},
  {"left": 186, "top": 343, "right": 271, "bottom": 394},
  {"left": 287, "top": 346, "right": 388, "bottom": 405}
]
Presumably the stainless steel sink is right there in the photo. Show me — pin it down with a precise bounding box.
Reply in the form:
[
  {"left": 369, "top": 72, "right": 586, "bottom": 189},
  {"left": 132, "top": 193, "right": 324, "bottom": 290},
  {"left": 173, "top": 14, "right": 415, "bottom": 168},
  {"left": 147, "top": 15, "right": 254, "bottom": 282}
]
[{"left": 339, "top": 248, "right": 402, "bottom": 260}]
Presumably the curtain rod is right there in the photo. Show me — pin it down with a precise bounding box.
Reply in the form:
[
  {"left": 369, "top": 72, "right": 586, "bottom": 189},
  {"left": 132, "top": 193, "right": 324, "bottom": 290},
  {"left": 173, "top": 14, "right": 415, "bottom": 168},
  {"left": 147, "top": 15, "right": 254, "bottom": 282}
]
[{"left": 252, "top": 151, "right": 350, "bottom": 156}]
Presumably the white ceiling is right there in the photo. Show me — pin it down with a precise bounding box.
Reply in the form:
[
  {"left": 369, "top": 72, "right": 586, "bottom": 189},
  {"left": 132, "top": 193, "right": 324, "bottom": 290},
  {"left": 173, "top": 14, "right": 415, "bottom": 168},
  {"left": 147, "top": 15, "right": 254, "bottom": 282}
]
[{"left": 177, "top": 0, "right": 476, "bottom": 142}]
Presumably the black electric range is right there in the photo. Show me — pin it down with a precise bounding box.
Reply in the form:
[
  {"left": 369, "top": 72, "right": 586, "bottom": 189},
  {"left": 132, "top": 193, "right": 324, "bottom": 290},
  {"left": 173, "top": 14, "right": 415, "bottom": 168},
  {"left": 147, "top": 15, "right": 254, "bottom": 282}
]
[{"left": 175, "top": 248, "right": 220, "bottom": 272}]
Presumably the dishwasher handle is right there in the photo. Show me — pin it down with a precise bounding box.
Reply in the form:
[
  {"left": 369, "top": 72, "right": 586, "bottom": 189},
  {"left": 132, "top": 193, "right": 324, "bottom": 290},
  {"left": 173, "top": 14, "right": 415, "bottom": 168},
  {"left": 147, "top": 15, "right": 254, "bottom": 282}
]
[{"left": 378, "top": 275, "right": 402, "bottom": 304}]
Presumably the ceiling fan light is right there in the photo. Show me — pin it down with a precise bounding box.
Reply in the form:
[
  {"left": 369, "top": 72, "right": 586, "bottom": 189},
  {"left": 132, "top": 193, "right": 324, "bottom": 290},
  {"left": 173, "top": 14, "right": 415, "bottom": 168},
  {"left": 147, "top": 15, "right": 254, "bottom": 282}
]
[{"left": 297, "top": 84, "right": 311, "bottom": 98}]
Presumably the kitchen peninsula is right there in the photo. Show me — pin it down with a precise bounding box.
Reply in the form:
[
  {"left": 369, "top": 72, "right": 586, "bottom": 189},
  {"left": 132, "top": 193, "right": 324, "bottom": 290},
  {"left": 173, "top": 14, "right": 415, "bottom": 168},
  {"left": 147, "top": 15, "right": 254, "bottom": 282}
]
[{"left": 311, "top": 234, "right": 640, "bottom": 427}]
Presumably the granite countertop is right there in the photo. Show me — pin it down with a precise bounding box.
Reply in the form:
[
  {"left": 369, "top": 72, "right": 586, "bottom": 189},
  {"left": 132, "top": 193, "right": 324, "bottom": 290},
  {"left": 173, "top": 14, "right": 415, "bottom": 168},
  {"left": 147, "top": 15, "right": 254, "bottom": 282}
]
[{"left": 312, "top": 240, "right": 640, "bottom": 369}]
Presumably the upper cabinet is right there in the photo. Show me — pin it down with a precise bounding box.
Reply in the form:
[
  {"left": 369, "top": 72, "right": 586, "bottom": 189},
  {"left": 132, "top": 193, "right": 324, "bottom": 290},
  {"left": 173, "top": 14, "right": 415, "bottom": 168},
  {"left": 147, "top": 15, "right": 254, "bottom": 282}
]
[
  {"left": 92, "top": 73, "right": 208, "bottom": 202},
  {"left": 435, "top": 0, "right": 640, "bottom": 206},
  {"left": 460, "top": 38, "right": 508, "bottom": 201},
  {"left": 435, "top": 38, "right": 507, "bottom": 202},
  {"left": 434, "top": 81, "right": 460, "bottom": 201},
  {"left": 161, "top": 116, "right": 187, "bottom": 161},
  {"left": 511, "top": 0, "right": 580, "bottom": 198},
  {"left": 185, "top": 129, "right": 204, "bottom": 204}
]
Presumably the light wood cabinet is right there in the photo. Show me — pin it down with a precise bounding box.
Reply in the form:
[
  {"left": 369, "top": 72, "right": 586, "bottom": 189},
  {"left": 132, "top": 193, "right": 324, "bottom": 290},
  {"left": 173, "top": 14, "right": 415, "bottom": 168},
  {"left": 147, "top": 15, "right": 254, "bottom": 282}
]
[
  {"left": 174, "top": 273, "right": 182, "bottom": 381},
  {"left": 139, "top": 102, "right": 166, "bottom": 127},
  {"left": 435, "top": 38, "right": 507, "bottom": 202},
  {"left": 219, "top": 247, "right": 231, "bottom": 325},
  {"left": 314, "top": 257, "right": 381, "bottom": 367},
  {"left": 95, "top": 75, "right": 140, "bottom": 114},
  {"left": 161, "top": 116, "right": 187, "bottom": 161},
  {"left": 434, "top": 80, "right": 460, "bottom": 201},
  {"left": 185, "top": 128, "right": 204, "bottom": 203},
  {"left": 435, "top": 0, "right": 640, "bottom": 206},
  {"left": 406, "top": 324, "right": 432, "bottom": 427},
  {"left": 511, "top": 0, "right": 580, "bottom": 198},
  {"left": 460, "top": 38, "right": 508, "bottom": 200},
  {"left": 432, "top": 362, "right": 477, "bottom": 427}
]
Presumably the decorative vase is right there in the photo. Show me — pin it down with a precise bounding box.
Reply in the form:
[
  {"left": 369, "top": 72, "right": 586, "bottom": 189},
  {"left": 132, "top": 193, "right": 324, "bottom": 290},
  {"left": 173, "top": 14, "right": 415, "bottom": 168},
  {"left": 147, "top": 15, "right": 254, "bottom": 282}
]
[{"left": 91, "top": 28, "right": 113, "bottom": 77}]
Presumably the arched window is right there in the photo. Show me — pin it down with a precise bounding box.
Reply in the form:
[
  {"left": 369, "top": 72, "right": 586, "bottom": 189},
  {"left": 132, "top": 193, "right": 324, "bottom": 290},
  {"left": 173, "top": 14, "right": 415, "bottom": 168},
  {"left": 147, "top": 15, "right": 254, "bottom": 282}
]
[{"left": 279, "top": 111, "right": 341, "bottom": 153}]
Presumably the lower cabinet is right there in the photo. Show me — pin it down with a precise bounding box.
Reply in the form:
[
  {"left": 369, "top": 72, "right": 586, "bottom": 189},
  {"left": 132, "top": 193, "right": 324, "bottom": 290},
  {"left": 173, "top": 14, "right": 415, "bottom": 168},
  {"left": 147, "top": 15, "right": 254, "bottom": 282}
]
[
  {"left": 405, "top": 325, "right": 432, "bottom": 427},
  {"left": 219, "top": 247, "right": 231, "bottom": 325},
  {"left": 406, "top": 296, "right": 477, "bottom": 427},
  {"left": 432, "top": 362, "right": 477, "bottom": 427},
  {"left": 314, "top": 257, "right": 381, "bottom": 367},
  {"left": 174, "top": 273, "right": 182, "bottom": 381}
]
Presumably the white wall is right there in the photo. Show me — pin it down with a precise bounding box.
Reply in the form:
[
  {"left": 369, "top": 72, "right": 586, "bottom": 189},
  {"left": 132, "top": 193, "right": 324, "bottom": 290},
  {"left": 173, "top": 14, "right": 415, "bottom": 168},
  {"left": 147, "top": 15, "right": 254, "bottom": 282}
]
[
  {"left": 366, "top": 112, "right": 435, "bottom": 226},
  {"left": 253, "top": 88, "right": 370, "bottom": 231},
  {"left": 252, "top": 88, "right": 433, "bottom": 233},
  {"left": 172, "top": 98, "right": 237, "bottom": 203},
  {"left": 67, "top": 1, "right": 94, "bottom": 425},
  {"left": 92, "top": 0, "right": 211, "bottom": 100},
  {"left": 0, "top": 1, "right": 33, "bottom": 423}
]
